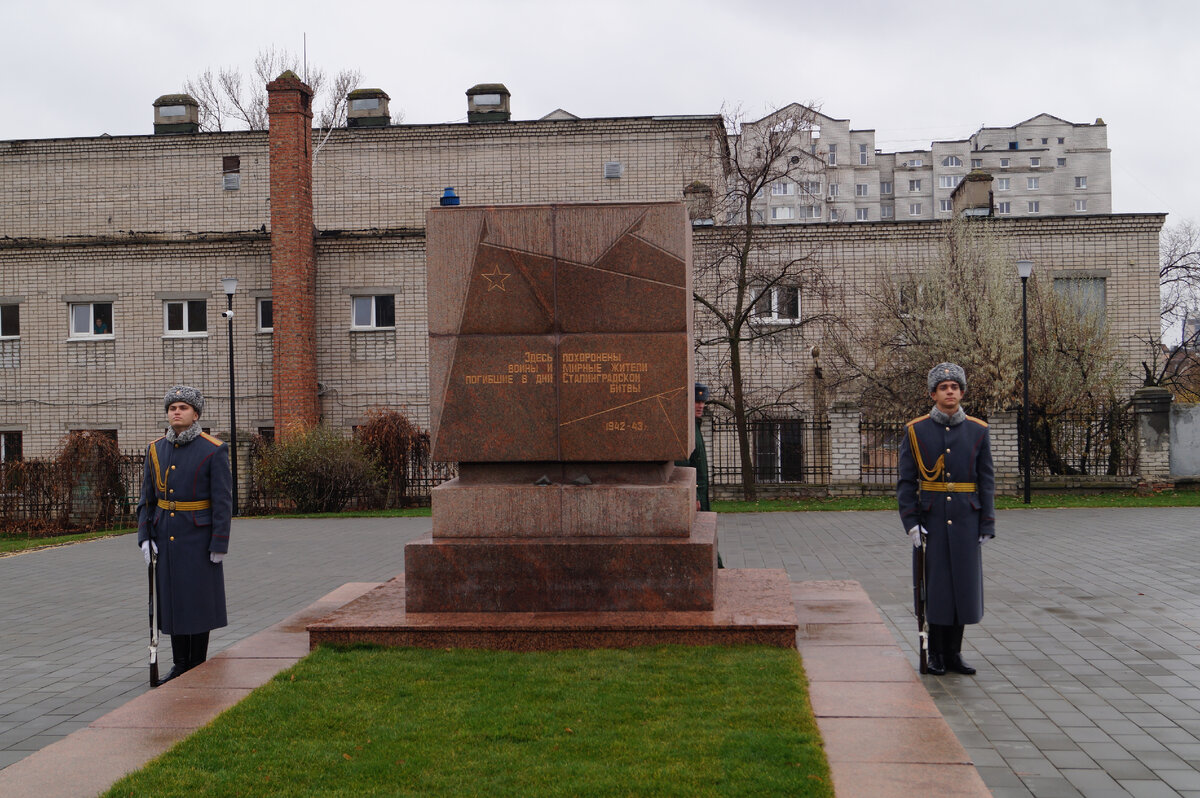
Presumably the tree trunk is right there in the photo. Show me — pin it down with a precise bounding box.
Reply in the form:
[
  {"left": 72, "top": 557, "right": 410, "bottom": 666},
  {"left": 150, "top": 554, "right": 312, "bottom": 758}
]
[{"left": 729, "top": 339, "right": 757, "bottom": 501}]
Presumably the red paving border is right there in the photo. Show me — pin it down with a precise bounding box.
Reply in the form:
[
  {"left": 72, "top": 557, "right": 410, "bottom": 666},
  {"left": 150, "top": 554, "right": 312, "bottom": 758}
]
[{"left": 0, "top": 579, "right": 988, "bottom": 797}]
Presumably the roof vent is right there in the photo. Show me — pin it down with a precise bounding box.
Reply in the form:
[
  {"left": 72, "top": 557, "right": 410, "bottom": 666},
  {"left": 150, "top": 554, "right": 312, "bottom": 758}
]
[
  {"left": 347, "top": 88, "right": 391, "bottom": 128},
  {"left": 466, "top": 83, "right": 511, "bottom": 123},
  {"left": 153, "top": 94, "right": 200, "bottom": 135},
  {"left": 603, "top": 161, "right": 624, "bottom": 179}
]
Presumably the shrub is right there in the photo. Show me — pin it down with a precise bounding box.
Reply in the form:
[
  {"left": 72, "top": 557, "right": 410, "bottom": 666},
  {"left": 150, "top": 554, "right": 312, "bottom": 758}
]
[
  {"left": 56, "top": 431, "right": 124, "bottom": 528},
  {"left": 355, "top": 407, "right": 429, "bottom": 508},
  {"left": 255, "top": 426, "right": 384, "bottom": 513}
]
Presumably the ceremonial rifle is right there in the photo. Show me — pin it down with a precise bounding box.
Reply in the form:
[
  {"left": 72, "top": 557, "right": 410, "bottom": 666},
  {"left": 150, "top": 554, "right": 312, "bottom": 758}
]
[
  {"left": 914, "top": 532, "right": 929, "bottom": 674},
  {"left": 148, "top": 550, "right": 159, "bottom": 687}
]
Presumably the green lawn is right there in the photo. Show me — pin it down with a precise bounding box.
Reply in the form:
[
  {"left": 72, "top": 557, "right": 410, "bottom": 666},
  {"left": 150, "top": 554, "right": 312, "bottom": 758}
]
[{"left": 103, "top": 645, "right": 834, "bottom": 798}]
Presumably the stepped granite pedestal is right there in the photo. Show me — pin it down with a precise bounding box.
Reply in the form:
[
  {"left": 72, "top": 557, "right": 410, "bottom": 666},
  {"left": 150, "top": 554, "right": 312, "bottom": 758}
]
[{"left": 308, "top": 202, "right": 797, "bottom": 650}]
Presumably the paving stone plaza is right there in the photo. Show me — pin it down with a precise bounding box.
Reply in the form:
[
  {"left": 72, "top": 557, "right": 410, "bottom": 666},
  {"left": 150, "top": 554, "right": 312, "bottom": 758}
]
[{"left": 2, "top": 508, "right": 1199, "bottom": 797}]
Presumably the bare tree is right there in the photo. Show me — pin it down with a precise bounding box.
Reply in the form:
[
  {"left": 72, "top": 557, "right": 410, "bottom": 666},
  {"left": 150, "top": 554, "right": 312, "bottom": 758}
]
[
  {"left": 184, "top": 46, "right": 364, "bottom": 132},
  {"left": 692, "top": 104, "right": 838, "bottom": 500},
  {"left": 833, "top": 218, "right": 1124, "bottom": 420},
  {"left": 1141, "top": 219, "right": 1200, "bottom": 397}
]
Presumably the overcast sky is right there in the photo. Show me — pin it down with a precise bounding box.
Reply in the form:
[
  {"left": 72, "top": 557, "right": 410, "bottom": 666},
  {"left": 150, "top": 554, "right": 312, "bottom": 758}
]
[{"left": 1, "top": 0, "right": 1194, "bottom": 226}]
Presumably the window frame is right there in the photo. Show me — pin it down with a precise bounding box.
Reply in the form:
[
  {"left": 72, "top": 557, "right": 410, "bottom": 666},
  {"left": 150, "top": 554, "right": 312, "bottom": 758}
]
[
  {"left": 1027, "top": 200, "right": 1041, "bottom": 214},
  {"left": 1027, "top": 177, "right": 1040, "bottom": 190},
  {"left": 752, "top": 283, "right": 801, "bottom": 324},
  {"left": 257, "top": 298, "right": 274, "bottom": 333},
  {"left": 908, "top": 203, "right": 922, "bottom": 216},
  {"left": 856, "top": 207, "right": 869, "bottom": 221},
  {"left": 0, "top": 303, "right": 18, "bottom": 339},
  {"left": 1075, "top": 176, "right": 1087, "bottom": 189},
  {"left": 880, "top": 181, "right": 893, "bottom": 195},
  {"left": 0, "top": 430, "right": 22, "bottom": 463},
  {"left": 351, "top": 294, "right": 396, "bottom": 330},
  {"left": 163, "top": 299, "right": 208, "bottom": 337},
  {"left": 859, "top": 143, "right": 868, "bottom": 165},
  {"left": 855, "top": 183, "right": 869, "bottom": 197},
  {"left": 996, "top": 201, "right": 1012, "bottom": 215},
  {"left": 827, "top": 143, "right": 837, "bottom": 166},
  {"left": 1074, "top": 198, "right": 1088, "bottom": 212},
  {"left": 908, "top": 179, "right": 922, "bottom": 193},
  {"left": 941, "top": 155, "right": 963, "bottom": 167},
  {"left": 68, "top": 301, "right": 115, "bottom": 339},
  {"left": 939, "top": 199, "right": 953, "bottom": 212},
  {"left": 995, "top": 177, "right": 1010, "bottom": 191},
  {"left": 771, "top": 205, "right": 795, "bottom": 221}
]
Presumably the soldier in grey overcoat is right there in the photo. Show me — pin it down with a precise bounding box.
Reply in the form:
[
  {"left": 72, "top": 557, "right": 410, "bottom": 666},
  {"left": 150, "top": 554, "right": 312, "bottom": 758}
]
[
  {"left": 897, "top": 363, "right": 995, "bottom": 676},
  {"left": 137, "top": 386, "right": 232, "bottom": 684}
]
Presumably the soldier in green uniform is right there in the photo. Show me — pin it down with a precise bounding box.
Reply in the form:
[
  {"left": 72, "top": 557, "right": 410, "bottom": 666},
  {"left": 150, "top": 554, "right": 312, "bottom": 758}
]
[
  {"left": 137, "top": 386, "right": 232, "bottom": 685},
  {"left": 897, "top": 364, "right": 995, "bottom": 676},
  {"left": 676, "top": 383, "right": 721, "bottom": 566}
]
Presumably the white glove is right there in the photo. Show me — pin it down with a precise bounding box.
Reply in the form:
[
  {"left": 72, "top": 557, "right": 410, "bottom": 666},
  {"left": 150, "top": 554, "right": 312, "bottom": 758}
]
[
  {"left": 979, "top": 535, "right": 989, "bottom": 544},
  {"left": 141, "top": 540, "right": 157, "bottom": 565},
  {"left": 210, "top": 552, "right": 225, "bottom": 564},
  {"left": 908, "top": 525, "right": 928, "bottom": 548}
]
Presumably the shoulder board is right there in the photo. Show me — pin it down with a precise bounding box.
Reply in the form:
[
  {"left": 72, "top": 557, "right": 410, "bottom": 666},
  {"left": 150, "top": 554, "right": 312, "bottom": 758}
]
[
  {"left": 200, "top": 432, "right": 226, "bottom": 446},
  {"left": 151, "top": 436, "right": 165, "bottom": 445},
  {"left": 966, "top": 415, "right": 989, "bottom": 428},
  {"left": 905, "top": 414, "right": 930, "bottom": 427}
]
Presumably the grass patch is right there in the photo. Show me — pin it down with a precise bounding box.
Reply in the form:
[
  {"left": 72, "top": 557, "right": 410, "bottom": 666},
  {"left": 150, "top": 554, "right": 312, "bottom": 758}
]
[
  {"left": 0, "top": 526, "right": 131, "bottom": 555},
  {"left": 103, "top": 645, "right": 833, "bottom": 798}
]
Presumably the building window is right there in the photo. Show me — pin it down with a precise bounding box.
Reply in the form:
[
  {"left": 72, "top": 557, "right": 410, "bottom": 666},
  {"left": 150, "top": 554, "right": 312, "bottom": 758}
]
[
  {"left": 1057, "top": 137, "right": 1065, "bottom": 144},
  {"left": 908, "top": 203, "right": 922, "bottom": 216},
  {"left": 352, "top": 295, "right": 395, "bottom": 329},
  {"left": 798, "top": 205, "right": 818, "bottom": 219},
  {"left": 1057, "top": 157, "right": 1066, "bottom": 166},
  {"left": 880, "top": 204, "right": 894, "bottom": 219},
  {"left": 222, "top": 156, "right": 240, "bottom": 191},
  {"left": 1075, "top": 176, "right": 1087, "bottom": 189},
  {"left": 753, "top": 209, "right": 765, "bottom": 223},
  {"left": 1041, "top": 138, "right": 1048, "bottom": 145},
  {"left": 941, "top": 155, "right": 962, "bottom": 167},
  {"left": 771, "top": 206, "right": 795, "bottom": 220},
  {"left": 909, "top": 158, "right": 924, "bottom": 167},
  {"left": 996, "top": 178, "right": 1010, "bottom": 191},
  {"left": 257, "top": 427, "right": 276, "bottom": 444},
  {"left": 939, "top": 199, "right": 953, "bottom": 212},
  {"left": 1031, "top": 157, "right": 1041, "bottom": 168},
  {"left": 938, "top": 175, "right": 959, "bottom": 189},
  {"left": 996, "top": 201, "right": 1011, "bottom": 215},
  {"left": 771, "top": 181, "right": 794, "bottom": 195},
  {"left": 0, "top": 304, "right": 18, "bottom": 338},
  {"left": 971, "top": 158, "right": 982, "bottom": 169},
  {"left": 257, "top": 298, "right": 273, "bottom": 332},
  {"left": 1027, "top": 177, "right": 1040, "bottom": 190},
  {"left": 164, "top": 299, "right": 207, "bottom": 336},
  {"left": 70, "top": 302, "right": 113, "bottom": 337},
  {"left": 855, "top": 183, "right": 869, "bottom": 197},
  {"left": 859, "top": 144, "right": 868, "bottom": 165},
  {"left": 1075, "top": 199, "right": 1088, "bottom": 212},
  {"left": 1055, "top": 276, "right": 1107, "bottom": 322},
  {"left": 1008, "top": 141, "right": 1018, "bottom": 150},
  {"left": 828, "top": 183, "right": 840, "bottom": 198},
  {"left": 0, "top": 431, "right": 22, "bottom": 462},
  {"left": 1000, "top": 158, "right": 1010, "bottom": 169},
  {"left": 753, "top": 284, "right": 800, "bottom": 323},
  {"left": 827, "top": 144, "right": 837, "bottom": 165},
  {"left": 856, "top": 208, "right": 869, "bottom": 221},
  {"left": 1028, "top": 201, "right": 1041, "bottom": 213},
  {"left": 800, "top": 180, "right": 822, "bottom": 196},
  {"left": 880, "top": 181, "right": 893, "bottom": 195},
  {"left": 909, "top": 179, "right": 922, "bottom": 192}
]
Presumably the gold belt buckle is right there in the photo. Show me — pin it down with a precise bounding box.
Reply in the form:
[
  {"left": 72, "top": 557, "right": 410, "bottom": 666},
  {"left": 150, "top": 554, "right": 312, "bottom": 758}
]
[
  {"left": 167, "top": 500, "right": 177, "bottom": 510},
  {"left": 945, "top": 482, "right": 955, "bottom": 491}
]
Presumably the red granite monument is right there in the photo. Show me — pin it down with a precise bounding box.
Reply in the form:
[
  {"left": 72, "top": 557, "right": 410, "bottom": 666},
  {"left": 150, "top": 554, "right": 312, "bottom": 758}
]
[{"left": 308, "top": 202, "right": 797, "bottom": 650}]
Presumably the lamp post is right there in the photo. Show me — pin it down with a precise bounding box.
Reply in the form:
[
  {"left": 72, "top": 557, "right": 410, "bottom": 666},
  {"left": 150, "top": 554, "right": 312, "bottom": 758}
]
[
  {"left": 220, "top": 277, "right": 239, "bottom": 516},
  {"left": 1016, "top": 260, "right": 1033, "bottom": 504}
]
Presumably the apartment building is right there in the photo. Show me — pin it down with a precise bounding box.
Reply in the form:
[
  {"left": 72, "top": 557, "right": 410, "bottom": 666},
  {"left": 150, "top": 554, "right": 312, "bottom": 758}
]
[{"left": 749, "top": 106, "right": 1110, "bottom": 224}]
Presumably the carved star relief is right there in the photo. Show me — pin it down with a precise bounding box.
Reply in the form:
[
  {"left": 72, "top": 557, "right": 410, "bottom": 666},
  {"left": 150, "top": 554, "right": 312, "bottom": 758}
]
[{"left": 479, "top": 264, "right": 511, "bottom": 292}]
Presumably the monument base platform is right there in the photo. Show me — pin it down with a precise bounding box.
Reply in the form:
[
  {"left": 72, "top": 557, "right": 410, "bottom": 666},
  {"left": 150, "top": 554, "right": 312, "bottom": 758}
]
[{"left": 307, "top": 568, "right": 798, "bottom": 651}]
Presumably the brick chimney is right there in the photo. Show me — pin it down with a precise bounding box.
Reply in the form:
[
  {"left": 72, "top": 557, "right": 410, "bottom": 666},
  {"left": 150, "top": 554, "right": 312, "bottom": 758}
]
[{"left": 267, "top": 71, "right": 321, "bottom": 438}]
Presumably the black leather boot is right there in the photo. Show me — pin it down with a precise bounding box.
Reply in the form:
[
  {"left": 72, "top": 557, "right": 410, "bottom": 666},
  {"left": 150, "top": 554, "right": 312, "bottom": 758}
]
[
  {"left": 926, "top": 652, "right": 946, "bottom": 675},
  {"left": 159, "top": 634, "right": 190, "bottom": 684},
  {"left": 188, "top": 632, "right": 210, "bottom": 670},
  {"left": 946, "top": 653, "right": 977, "bottom": 675}
]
